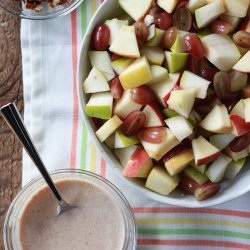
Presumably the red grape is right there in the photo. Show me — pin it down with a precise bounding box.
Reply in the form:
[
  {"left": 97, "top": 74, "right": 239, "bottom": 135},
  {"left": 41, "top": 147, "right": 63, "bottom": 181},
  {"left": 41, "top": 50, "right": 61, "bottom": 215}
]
[
  {"left": 176, "top": 0, "right": 189, "bottom": 9},
  {"left": 181, "top": 176, "right": 201, "bottom": 195},
  {"left": 173, "top": 8, "right": 192, "bottom": 31},
  {"left": 149, "top": 6, "right": 161, "bottom": 23},
  {"left": 187, "top": 55, "right": 200, "bottom": 74},
  {"left": 92, "top": 24, "right": 110, "bottom": 51},
  {"left": 139, "top": 127, "right": 166, "bottom": 144},
  {"left": 130, "top": 86, "right": 155, "bottom": 105},
  {"left": 213, "top": 71, "right": 232, "bottom": 101},
  {"left": 163, "top": 26, "right": 178, "bottom": 49},
  {"left": 122, "top": 110, "right": 146, "bottom": 136},
  {"left": 156, "top": 12, "right": 173, "bottom": 31},
  {"left": 184, "top": 33, "right": 205, "bottom": 59},
  {"left": 229, "top": 132, "right": 250, "bottom": 152},
  {"left": 110, "top": 77, "right": 124, "bottom": 100},
  {"left": 211, "top": 19, "right": 232, "bottom": 35},
  {"left": 233, "top": 31, "right": 250, "bottom": 48},
  {"left": 200, "top": 67, "right": 218, "bottom": 81},
  {"left": 195, "top": 182, "right": 221, "bottom": 201}
]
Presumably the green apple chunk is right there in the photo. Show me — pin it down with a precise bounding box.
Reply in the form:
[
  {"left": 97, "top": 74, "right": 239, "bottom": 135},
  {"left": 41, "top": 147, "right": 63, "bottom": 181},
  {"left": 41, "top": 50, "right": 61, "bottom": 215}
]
[
  {"left": 187, "top": 0, "right": 206, "bottom": 14},
  {"left": 147, "top": 65, "right": 169, "bottom": 85},
  {"left": 114, "top": 129, "right": 139, "bottom": 148},
  {"left": 180, "top": 71, "right": 210, "bottom": 99},
  {"left": 223, "top": 0, "right": 250, "bottom": 18},
  {"left": 167, "top": 89, "right": 196, "bottom": 118},
  {"left": 105, "top": 18, "right": 129, "bottom": 45},
  {"left": 96, "top": 115, "right": 123, "bottom": 142},
  {"left": 190, "top": 161, "right": 207, "bottom": 174},
  {"left": 224, "top": 147, "right": 249, "bottom": 161},
  {"left": 201, "top": 34, "right": 241, "bottom": 71},
  {"left": 165, "top": 52, "right": 189, "bottom": 73},
  {"left": 147, "top": 28, "right": 165, "bottom": 46},
  {"left": 114, "top": 90, "right": 142, "bottom": 119},
  {"left": 162, "top": 108, "right": 179, "bottom": 118},
  {"left": 199, "top": 105, "right": 231, "bottom": 133},
  {"left": 232, "top": 51, "right": 250, "bottom": 74},
  {"left": 146, "top": 166, "right": 178, "bottom": 196},
  {"left": 165, "top": 116, "right": 194, "bottom": 141},
  {"left": 118, "top": 0, "right": 153, "bottom": 21},
  {"left": 224, "top": 158, "right": 247, "bottom": 180},
  {"left": 111, "top": 58, "right": 134, "bottom": 75},
  {"left": 244, "top": 98, "right": 250, "bottom": 122},
  {"left": 85, "top": 92, "right": 113, "bottom": 120},
  {"left": 184, "top": 166, "right": 208, "bottom": 185},
  {"left": 119, "top": 56, "right": 152, "bottom": 89},
  {"left": 109, "top": 25, "right": 140, "bottom": 59},
  {"left": 205, "top": 154, "right": 232, "bottom": 183},
  {"left": 157, "top": 0, "right": 179, "bottom": 13},
  {"left": 170, "top": 30, "right": 189, "bottom": 53},
  {"left": 195, "top": 0, "right": 225, "bottom": 28},
  {"left": 228, "top": 70, "right": 248, "bottom": 93},
  {"left": 165, "top": 149, "right": 194, "bottom": 176},
  {"left": 89, "top": 51, "right": 115, "bottom": 81},
  {"left": 141, "top": 46, "right": 165, "bottom": 65},
  {"left": 230, "top": 99, "right": 245, "bottom": 119},
  {"left": 83, "top": 66, "right": 110, "bottom": 94},
  {"left": 140, "top": 128, "right": 180, "bottom": 161}
]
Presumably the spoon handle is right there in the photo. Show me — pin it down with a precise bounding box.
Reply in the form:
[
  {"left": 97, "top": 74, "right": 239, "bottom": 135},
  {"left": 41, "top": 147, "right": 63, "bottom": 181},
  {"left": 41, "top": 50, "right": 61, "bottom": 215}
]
[{"left": 0, "top": 103, "right": 62, "bottom": 202}]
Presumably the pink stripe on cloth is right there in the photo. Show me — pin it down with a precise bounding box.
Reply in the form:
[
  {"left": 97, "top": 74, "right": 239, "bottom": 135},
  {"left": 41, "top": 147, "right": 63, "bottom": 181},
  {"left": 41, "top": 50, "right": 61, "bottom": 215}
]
[{"left": 70, "top": 10, "right": 79, "bottom": 170}]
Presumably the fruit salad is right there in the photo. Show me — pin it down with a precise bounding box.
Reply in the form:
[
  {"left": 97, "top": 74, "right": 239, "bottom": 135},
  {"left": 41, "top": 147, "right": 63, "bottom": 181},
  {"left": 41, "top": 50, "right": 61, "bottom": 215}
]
[{"left": 83, "top": 0, "right": 250, "bottom": 201}]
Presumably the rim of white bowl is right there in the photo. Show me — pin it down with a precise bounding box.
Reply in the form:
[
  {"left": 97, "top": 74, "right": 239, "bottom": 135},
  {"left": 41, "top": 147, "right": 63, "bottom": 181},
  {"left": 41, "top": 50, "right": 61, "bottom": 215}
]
[{"left": 76, "top": 0, "right": 250, "bottom": 208}]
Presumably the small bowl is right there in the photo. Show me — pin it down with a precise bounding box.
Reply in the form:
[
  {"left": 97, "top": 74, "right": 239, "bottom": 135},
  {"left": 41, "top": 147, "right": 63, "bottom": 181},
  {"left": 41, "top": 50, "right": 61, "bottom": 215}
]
[
  {"left": 4, "top": 169, "right": 137, "bottom": 249},
  {"left": 0, "top": 0, "right": 83, "bottom": 20},
  {"left": 77, "top": 0, "right": 250, "bottom": 207}
]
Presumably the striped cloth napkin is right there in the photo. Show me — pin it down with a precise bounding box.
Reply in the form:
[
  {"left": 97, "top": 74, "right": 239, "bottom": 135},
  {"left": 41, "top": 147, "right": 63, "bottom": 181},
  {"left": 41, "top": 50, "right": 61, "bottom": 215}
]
[{"left": 21, "top": 0, "right": 250, "bottom": 249}]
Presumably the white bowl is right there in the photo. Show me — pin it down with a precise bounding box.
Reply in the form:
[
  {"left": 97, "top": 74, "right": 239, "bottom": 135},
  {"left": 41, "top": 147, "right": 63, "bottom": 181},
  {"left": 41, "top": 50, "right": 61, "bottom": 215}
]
[{"left": 77, "top": 0, "right": 250, "bottom": 208}]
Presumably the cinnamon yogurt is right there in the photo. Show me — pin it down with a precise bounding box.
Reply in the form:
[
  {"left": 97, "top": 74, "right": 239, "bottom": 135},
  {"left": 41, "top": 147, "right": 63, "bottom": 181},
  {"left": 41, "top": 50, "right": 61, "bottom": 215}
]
[{"left": 4, "top": 170, "right": 137, "bottom": 250}]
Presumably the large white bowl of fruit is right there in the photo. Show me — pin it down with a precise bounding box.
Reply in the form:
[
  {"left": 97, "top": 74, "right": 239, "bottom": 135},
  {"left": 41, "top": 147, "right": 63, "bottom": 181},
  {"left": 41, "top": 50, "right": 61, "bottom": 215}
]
[{"left": 77, "top": 0, "right": 250, "bottom": 207}]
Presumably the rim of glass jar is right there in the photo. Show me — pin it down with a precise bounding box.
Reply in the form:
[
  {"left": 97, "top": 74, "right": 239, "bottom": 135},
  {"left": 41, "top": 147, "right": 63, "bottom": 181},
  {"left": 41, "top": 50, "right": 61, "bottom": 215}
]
[
  {"left": 0, "top": 0, "right": 84, "bottom": 20},
  {"left": 4, "top": 169, "right": 137, "bottom": 250}
]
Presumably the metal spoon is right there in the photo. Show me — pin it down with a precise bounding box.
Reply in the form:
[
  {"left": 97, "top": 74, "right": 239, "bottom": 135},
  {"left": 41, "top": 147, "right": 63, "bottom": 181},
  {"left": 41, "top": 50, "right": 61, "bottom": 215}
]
[{"left": 0, "top": 103, "right": 76, "bottom": 216}]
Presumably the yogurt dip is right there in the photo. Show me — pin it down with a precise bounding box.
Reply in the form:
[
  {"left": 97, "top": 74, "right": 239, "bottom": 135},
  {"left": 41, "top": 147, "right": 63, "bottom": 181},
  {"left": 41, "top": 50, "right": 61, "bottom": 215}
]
[{"left": 4, "top": 170, "right": 136, "bottom": 250}]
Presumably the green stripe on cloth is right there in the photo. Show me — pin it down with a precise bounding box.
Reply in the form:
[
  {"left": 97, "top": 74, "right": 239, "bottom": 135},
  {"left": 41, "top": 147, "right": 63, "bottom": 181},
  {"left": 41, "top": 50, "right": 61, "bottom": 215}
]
[{"left": 138, "top": 228, "right": 250, "bottom": 240}]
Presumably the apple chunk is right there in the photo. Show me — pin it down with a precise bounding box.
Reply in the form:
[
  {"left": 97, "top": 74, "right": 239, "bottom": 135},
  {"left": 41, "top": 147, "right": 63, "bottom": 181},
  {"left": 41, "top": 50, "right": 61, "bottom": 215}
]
[
  {"left": 199, "top": 105, "right": 231, "bottom": 133},
  {"left": 180, "top": 71, "right": 210, "bottom": 99},
  {"left": 223, "top": 0, "right": 250, "bottom": 18},
  {"left": 195, "top": 0, "right": 225, "bottom": 28},
  {"left": 164, "top": 149, "right": 194, "bottom": 176},
  {"left": 114, "top": 90, "right": 142, "bottom": 119},
  {"left": 230, "top": 115, "right": 250, "bottom": 136},
  {"left": 119, "top": 56, "right": 152, "bottom": 89},
  {"left": 192, "top": 136, "right": 221, "bottom": 166},
  {"left": 140, "top": 128, "right": 180, "bottom": 161},
  {"left": 146, "top": 166, "right": 178, "bottom": 195},
  {"left": 187, "top": 0, "right": 206, "bottom": 14},
  {"left": 85, "top": 92, "right": 113, "bottom": 120},
  {"left": 109, "top": 26, "right": 140, "bottom": 59},
  {"left": 205, "top": 154, "right": 232, "bottom": 183},
  {"left": 233, "top": 51, "right": 250, "bottom": 74},
  {"left": 165, "top": 116, "right": 194, "bottom": 141},
  {"left": 141, "top": 46, "right": 165, "bottom": 66},
  {"left": 230, "top": 99, "right": 245, "bottom": 119},
  {"left": 201, "top": 34, "right": 241, "bottom": 71},
  {"left": 89, "top": 51, "right": 115, "bottom": 81},
  {"left": 224, "top": 158, "right": 247, "bottom": 180},
  {"left": 83, "top": 66, "right": 110, "bottom": 94},
  {"left": 165, "top": 52, "right": 189, "bottom": 73},
  {"left": 157, "top": 0, "right": 179, "bottom": 13},
  {"left": 96, "top": 115, "right": 123, "bottom": 142},
  {"left": 167, "top": 89, "right": 196, "bottom": 118},
  {"left": 244, "top": 98, "right": 250, "bottom": 122},
  {"left": 119, "top": 0, "right": 153, "bottom": 21},
  {"left": 123, "top": 147, "right": 153, "bottom": 178},
  {"left": 111, "top": 58, "right": 134, "bottom": 75},
  {"left": 114, "top": 129, "right": 139, "bottom": 148},
  {"left": 147, "top": 65, "right": 169, "bottom": 85},
  {"left": 209, "top": 133, "right": 236, "bottom": 150},
  {"left": 143, "top": 103, "right": 165, "bottom": 127}
]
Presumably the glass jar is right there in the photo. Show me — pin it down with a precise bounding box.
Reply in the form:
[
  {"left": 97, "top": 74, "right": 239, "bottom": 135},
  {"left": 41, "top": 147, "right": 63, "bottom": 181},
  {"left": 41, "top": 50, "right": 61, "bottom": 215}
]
[{"left": 4, "top": 169, "right": 137, "bottom": 250}]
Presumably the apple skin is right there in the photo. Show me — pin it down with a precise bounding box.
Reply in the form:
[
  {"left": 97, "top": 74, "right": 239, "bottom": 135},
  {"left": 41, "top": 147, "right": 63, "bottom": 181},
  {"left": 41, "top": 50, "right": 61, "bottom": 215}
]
[
  {"left": 123, "top": 147, "right": 153, "bottom": 178},
  {"left": 230, "top": 115, "right": 250, "bottom": 136},
  {"left": 196, "top": 151, "right": 221, "bottom": 166}
]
